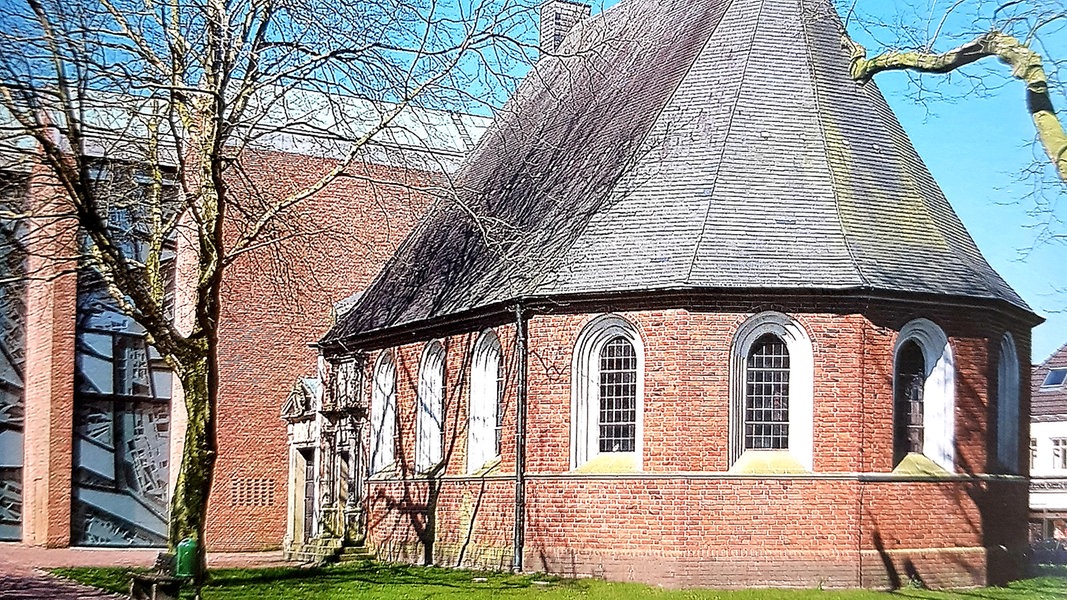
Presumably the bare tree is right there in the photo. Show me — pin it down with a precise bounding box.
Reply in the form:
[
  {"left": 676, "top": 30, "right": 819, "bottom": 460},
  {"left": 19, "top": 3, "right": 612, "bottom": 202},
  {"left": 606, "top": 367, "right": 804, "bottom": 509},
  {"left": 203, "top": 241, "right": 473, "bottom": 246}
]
[
  {"left": 0, "top": 0, "right": 533, "bottom": 586},
  {"left": 839, "top": 0, "right": 1066, "bottom": 184}
]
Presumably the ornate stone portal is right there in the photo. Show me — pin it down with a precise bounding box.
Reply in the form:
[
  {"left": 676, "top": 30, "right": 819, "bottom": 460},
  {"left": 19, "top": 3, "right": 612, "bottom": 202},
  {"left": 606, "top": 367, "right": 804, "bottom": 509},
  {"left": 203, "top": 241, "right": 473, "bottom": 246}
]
[{"left": 281, "top": 356, "right": 366, "bottom": 561}]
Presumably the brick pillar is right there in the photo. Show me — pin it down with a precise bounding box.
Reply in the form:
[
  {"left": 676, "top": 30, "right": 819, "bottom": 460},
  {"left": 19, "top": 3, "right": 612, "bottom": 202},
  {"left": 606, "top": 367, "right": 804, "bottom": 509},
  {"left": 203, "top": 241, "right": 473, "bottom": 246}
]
[{"left": 20, "top": 168, "right": 77, "bottom": 547}]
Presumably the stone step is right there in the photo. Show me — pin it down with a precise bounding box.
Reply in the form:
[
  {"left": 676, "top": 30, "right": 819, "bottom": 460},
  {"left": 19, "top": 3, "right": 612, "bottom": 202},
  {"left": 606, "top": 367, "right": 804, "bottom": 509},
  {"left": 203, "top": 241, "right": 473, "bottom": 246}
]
[
  {"left": 287, "top": 551, "right": 334, "bottom": 564},
  {"left": 336, "top": 543, "right": 374, "bottom": 563}
]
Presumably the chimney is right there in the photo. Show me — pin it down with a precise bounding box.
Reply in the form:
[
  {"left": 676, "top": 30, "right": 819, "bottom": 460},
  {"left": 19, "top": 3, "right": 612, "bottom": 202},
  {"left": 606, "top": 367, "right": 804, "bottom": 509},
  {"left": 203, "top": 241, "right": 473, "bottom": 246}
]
[{"left": 539, "top": 1, "right": 591, "bottom": 54}]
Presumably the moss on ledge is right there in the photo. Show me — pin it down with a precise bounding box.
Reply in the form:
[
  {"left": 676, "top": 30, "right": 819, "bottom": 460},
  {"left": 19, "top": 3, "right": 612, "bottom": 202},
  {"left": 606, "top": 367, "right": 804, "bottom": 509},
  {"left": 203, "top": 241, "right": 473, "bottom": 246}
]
[
  {"left": 729, "top": 450, "right": 809, "bottom": 475},
  {"left": 571, "top": 453, "right": 640, "bottom": 474},
  {"left": 892, "top": 452, "right": 951, "bottom": 478}
]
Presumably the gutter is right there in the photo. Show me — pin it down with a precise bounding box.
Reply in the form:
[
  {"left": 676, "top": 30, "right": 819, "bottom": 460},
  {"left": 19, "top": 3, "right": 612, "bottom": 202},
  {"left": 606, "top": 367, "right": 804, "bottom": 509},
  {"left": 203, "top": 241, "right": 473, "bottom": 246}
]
[{"left": 512, "top": 301, "right": 529, "bottom": 573}]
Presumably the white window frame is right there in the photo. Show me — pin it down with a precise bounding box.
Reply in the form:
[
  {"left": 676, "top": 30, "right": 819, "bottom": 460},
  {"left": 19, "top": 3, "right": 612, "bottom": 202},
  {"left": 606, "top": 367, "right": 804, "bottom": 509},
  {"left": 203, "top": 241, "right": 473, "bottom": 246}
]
[
  {"left": 1030, "top": 437, "right": 1038, "bottom": 472},
  {"left": 894, "top": 318, "right": 956, "bottom": 473},
  {"left": 1042, "top": 368, "right": 1067, "bottom": 389},
  {"left": 369, "top": 351, "right": 396, "bottom": 474},
  {"left": 467, "top": 330, "right": 502, "bottom": 473},
  {"left": 729, "top": 312, "right": 814, "bottom": 471},
  {"left": 1053, "top": 438, "right": 1067, "bottom": 471},
  {"left": 996, "top": 333, "right": 1021, "bottom": 473},
  {"left": 416, "top": 341, "right": 446, "bottom": 473},
  {"left": 570, "top": 314, "right": 644, "bottom": 470}
]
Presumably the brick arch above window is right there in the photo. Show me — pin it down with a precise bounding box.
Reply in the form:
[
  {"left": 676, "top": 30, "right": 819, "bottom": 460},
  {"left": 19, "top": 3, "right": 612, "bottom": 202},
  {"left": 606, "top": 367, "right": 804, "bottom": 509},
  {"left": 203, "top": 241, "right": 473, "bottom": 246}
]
[
  {"left": 729, "top": 311, "right": 814, "bottom": 473},
  {"left": 570, "top": 314, "right": 644, "bottom": 472}
]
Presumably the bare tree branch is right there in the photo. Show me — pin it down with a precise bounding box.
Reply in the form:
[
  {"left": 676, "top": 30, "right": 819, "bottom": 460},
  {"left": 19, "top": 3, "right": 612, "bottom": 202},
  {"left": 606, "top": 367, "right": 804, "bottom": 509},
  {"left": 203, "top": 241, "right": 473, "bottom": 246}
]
[{"left": 844, "top": 30, "right": 1067, "bottom": 182}]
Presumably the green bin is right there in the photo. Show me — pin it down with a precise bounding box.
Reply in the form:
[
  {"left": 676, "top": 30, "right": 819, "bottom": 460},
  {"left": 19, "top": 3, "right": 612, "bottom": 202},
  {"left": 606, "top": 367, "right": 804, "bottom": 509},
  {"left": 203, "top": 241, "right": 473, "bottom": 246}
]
[{"left": 175, "top": 537, "right": 197, "bottom": 578}]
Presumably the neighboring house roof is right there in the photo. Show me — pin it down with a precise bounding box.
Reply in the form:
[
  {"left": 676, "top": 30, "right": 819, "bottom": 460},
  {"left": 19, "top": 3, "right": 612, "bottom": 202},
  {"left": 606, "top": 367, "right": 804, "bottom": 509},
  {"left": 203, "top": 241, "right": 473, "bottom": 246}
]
[
  {"left": 1033, "top": 343, "right": 1067, "bottom": 422},
  {"left": 322, "top": 0, "right": 1035, "bottom": 350}
]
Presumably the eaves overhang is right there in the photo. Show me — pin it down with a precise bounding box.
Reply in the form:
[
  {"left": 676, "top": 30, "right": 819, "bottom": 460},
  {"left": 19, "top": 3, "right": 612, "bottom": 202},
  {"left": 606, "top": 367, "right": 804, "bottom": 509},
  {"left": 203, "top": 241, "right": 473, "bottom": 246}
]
[{"left": 315, "top": 285, "right": 1043, "bottom": 358}]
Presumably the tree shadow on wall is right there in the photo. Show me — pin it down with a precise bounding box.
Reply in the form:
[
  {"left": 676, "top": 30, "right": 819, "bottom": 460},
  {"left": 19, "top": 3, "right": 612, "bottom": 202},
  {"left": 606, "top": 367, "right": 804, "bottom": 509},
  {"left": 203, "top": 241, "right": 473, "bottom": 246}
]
[
  {"left": 367, "top": 333, "right": 486, "bottom": 567},
  {"left": 863, "top": 312, "right": 1031, "bottom": 589}
]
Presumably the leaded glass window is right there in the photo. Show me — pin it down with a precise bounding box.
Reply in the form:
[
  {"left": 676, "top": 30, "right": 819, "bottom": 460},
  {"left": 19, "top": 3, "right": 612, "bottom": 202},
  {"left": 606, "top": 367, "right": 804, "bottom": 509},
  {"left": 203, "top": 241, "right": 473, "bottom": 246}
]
[
  {"left": 744, "top": 333, "right": 790, "bottom": 450},
  {"left": 370, "top": 353, "right": 396, "bottom": 473},
  {"left": 894, "top": 340, "right": 925, "bottom": 463},
  {"left": 598, "top": 336, "right": 636, "bottom": 453},
  {"left": 73, "top": 245, "right": 173, "bottom": 546}
]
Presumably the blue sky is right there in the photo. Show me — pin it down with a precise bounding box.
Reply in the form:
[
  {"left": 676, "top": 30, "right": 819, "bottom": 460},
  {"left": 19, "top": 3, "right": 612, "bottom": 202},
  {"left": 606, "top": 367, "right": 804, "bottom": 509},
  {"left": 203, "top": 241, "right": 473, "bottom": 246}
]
[
  {"left": 835, "top": 0, "right": 1067, "bottom": 364},
  {"left": 582, "top": 0, "right": 1066, "bottom": 362},
  {"left": 877, "top": 72, "right": 1067, "bottom": 363}
]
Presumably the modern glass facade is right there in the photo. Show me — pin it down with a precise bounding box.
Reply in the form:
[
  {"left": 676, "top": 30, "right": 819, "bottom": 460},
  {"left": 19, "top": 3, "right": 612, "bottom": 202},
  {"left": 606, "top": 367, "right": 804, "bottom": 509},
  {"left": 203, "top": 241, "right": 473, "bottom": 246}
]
[
  {"left": 71, "top": 280, "right": 172, "bottom": 546},
  {"left": 0, "top": 176, "right": 26, "bottom": 541}
]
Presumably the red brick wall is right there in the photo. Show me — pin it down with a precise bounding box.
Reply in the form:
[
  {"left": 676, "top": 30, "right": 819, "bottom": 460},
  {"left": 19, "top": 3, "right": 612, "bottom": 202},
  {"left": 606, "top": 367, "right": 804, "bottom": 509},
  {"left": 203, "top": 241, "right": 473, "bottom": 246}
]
[
  {"left": 20, "top": 169, "right": 78, "bottom": 547},
  {"left": 205, "top": 150, "right": 435, "bottom": 550},
  {"left": 359, "top": 300, "right": 1031, "bottom": 587}
]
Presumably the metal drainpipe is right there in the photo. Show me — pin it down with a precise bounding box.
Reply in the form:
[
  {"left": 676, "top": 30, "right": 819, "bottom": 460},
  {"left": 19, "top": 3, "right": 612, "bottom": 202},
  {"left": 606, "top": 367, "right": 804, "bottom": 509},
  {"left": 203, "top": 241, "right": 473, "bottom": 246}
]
[{"left": 512, "top": 302, "right": 528, "bottom": 573}]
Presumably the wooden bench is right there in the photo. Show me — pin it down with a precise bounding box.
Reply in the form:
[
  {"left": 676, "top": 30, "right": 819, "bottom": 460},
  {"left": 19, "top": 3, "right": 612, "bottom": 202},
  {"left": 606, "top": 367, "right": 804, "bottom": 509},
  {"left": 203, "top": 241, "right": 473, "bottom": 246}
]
[{"left": 129, "top": 552, "right": 188, "bottom": 600}]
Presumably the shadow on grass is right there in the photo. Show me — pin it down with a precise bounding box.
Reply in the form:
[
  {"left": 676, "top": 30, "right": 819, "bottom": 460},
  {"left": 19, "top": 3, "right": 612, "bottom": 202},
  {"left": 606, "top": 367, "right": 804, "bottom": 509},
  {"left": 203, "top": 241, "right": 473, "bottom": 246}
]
[
  {"left": 203, "top": 562, "right": 553, "bottom": 592},
  {"left": 883, "top": 575, "right": 1067, "bottom": 600}
]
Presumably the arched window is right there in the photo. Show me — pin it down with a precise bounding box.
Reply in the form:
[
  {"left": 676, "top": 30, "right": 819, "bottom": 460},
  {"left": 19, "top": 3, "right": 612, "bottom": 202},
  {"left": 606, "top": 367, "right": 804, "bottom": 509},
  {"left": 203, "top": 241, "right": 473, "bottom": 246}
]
[
  {"left": 894, "top": 340, "right": 925, "bottom": 464},
  {"left": 571, "top": 315, "right": 643, "bottom": 470},
  {"left": 893, "top": 318, "right": 955, "bottom": 472},
  {"left": 598, "top": 336, "right": 638, "bottom": 453},
  {"left": 996, "top": 333, "right": 1020, "bottom": 473},
  {"left": 369, "top": 352, "right": 396, "bottom": 473},
  {"left": 416, "top": 341, "right": 445, "bottom": 472},
  {"left": 745, "top": 333, "right": 790, "bottom": 451},
  {"left": 730, "top": 312, "right": 814, "bottom": 471},
  {"left": 468, "top": 330, "right": 502, "bottom": 473}
]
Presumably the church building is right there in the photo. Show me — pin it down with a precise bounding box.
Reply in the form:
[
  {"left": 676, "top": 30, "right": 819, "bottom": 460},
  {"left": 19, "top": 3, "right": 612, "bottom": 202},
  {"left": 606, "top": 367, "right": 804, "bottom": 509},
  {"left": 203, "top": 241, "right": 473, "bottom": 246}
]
[{"left": 303, "top": 0, "right": 1040, "bottom": 589}]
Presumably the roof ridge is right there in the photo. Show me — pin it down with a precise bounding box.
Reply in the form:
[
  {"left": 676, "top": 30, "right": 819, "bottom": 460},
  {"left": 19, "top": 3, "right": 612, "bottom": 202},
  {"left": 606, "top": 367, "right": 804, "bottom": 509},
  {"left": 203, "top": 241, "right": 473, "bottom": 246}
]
[
  {"left": 686, "top": 0, "right": 760, "bottom": 283},
  {"left": 799, "top": 0, "right": 869, "bottom": 288}
]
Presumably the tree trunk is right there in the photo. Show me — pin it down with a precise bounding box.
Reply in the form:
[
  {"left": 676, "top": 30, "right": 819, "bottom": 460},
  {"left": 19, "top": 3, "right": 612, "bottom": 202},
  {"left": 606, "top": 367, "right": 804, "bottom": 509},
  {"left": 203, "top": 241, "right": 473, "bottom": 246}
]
[{"left": 168, "top": 343, "right": 218, "bottom": 594}]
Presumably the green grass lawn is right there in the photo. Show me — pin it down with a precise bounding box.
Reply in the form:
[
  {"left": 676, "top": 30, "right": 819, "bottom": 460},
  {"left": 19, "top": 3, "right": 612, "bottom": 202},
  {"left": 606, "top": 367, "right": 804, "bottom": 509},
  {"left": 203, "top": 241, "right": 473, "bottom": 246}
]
[{"left": 51, "top": 562, "right": 1067, "bottom": 600}]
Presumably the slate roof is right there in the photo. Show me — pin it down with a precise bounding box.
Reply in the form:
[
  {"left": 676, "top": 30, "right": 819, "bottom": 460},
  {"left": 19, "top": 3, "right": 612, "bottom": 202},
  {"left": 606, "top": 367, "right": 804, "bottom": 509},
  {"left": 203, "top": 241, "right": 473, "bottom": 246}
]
[
  {"left": 1032, "top": 344, "right": 1067, "bottom": 421},
  {"left": 322, "top": 0, "right": 1034, "bottom": 349}
]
